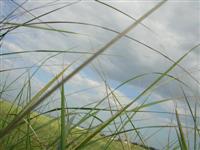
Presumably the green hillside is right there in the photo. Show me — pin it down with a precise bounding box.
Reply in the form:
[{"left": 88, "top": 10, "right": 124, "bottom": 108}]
[{"left": 0, "top": 100, "right": 146, "bottom": 150}]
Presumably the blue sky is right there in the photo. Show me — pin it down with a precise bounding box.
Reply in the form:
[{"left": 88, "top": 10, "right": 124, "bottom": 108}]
[{"left": 0, "top": 0, "right": 200, "bottom": 149}]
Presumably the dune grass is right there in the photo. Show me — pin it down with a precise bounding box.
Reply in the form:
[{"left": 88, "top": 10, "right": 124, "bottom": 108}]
[
  {"left": 0, "top": 100, "right": 146, "bottom": 150},
  {"left": 0, "top": 0, "right": 199, "bottom": 149}
]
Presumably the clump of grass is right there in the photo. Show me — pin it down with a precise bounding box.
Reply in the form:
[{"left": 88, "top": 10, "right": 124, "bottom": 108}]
[{"left": 0, "top": 0, "right": 199, "bottom": 150}]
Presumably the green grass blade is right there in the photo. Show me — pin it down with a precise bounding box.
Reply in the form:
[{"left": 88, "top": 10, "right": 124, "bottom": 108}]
[
  {"left": 175, "top": 109, "right": 188, "bottom": 150},
  {"left": 0, "top": 0, "right": 80, "bottom": 39},
  {"left": 0, "top": 0, "right": 168, "bottom": 141},
  {"left": 95, "top": 0, "right": 154, "bottom": 34},
  {"left": 4, "top": 22, "right": 85, "bottom": 36},
  {"left": 0, "top": 63, "right": 72, "bottom": 139},
  {"left": 73, "top": 38, "right": 199, "bottom": 149},
  {"left": 13, "top": 20, "right": 199, "bottom": 85},
  {"left": 60, "top": 83, "right": 66, "bottom": 150},
  {"left": 72, "top": 1, "right": 174, "bottom": 148}
]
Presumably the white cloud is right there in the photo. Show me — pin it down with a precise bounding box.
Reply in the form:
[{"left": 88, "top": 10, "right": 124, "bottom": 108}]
[{"left": 1, "top": 1, "right": 199, "bottom": 148}]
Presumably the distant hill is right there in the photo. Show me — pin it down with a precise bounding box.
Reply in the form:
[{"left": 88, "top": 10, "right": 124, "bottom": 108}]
[{"left": 0, "top": 100, "right": 147, "bottom": 150}]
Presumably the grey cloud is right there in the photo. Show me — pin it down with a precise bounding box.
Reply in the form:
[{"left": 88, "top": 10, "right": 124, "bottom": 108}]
[{"left": 2, "top": 0, "right": 200, "bottom": 102}]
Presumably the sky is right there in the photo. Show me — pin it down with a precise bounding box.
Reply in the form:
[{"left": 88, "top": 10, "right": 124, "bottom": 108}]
[{"left": 0, "top": 0, "right": 200, "bottom": 149}]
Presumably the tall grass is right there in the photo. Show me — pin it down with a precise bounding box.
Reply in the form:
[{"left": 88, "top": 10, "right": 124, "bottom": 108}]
[{"left": 0, "top": 0, "right": 199, "bottom": 150}]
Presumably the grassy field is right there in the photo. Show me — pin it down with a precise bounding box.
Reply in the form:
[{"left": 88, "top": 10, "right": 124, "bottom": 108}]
[{"left": 0, "top": 100, "right": 146, "bottom": 150}]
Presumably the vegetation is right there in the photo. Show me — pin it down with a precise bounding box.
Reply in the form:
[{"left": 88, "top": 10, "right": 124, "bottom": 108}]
[
  {"left": 0, "top": 0, "right": 199, "bottom": 149},
  {"left": 0, "top": 100, "right": 146, "bottom": 150}
]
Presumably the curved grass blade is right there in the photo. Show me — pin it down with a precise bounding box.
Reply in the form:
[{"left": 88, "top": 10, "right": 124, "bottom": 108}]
[
  {"left": 73, "top": 43, "right": 199, "bottom": 149},
  {"left": 95, "top": 0, "right": 154, "bottom": 33},
  {"left": 0, "top": 0, "right": 168, "bottom": 141},
  {"left": 21, "top": 20, "right": 200, "bottom": 85},
  {"left": 0, "top": 49, "right": 116, "bottom": 57},
  {"left": 0, "top": 0, "right": 81, "bottom": 41},
  {"left": 0, "top": 63, "right": 73, "bottom": 138},
  {"left": 4, "top": 22, "right": 85, "bottom": 36},
  {"left": 175, "top": 109, "right": 188, "bottom": 150}
]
